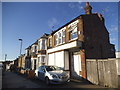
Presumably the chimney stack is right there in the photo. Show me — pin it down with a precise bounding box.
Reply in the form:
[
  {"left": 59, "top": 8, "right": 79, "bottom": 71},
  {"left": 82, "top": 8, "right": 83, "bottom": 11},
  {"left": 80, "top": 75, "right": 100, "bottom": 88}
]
[{"left": 84, "top": 2, "right": 92, "bottom": 14}]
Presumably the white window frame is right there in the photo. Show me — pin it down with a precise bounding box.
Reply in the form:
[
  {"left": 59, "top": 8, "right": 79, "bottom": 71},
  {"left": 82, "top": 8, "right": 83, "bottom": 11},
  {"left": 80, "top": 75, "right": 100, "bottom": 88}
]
[
  {"left": 49, "top": 36, "right": 52, "bottom": 47},
  {"left": 62, "top": 29, "right": 66, "bottom": 43},
  {"left": 41, "top": 56, "right": 46, "bottom": 63},
  {"left": 39, "top": 39, "right": 46, "bottom": 50},
  {"left": 58, "top": 31, "right": 62, "bottom": 44},
  {"left": 38, "top": 40, "right": 41, "bottom": 50},
  {"left": 54, "top": 27, "right": 66, "bottom": 46},
  {"left": 68, "top": 20, "right": 79, "bottom": 40},
  {"left": 55, "top": 33, "right": 58, "bottom": 46}
]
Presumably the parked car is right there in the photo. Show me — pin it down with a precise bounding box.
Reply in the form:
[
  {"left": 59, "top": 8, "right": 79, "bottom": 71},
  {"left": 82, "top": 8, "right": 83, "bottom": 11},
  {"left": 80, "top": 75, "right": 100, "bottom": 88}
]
[{"left": 35, "top": 65, "right": 70, "bottom": 85}]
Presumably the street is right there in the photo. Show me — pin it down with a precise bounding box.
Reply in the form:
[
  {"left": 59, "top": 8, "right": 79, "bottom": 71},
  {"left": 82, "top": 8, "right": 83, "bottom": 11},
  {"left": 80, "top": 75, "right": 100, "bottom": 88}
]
[{"left": 2, "top": 71, "right": 107, "bottom": 89}]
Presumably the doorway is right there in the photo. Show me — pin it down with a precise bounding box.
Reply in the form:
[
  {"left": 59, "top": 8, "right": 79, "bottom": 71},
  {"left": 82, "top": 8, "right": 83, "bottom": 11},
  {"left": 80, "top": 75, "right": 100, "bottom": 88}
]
[{"left": 71, "top": 52, "right": 82, "bottom": 79}]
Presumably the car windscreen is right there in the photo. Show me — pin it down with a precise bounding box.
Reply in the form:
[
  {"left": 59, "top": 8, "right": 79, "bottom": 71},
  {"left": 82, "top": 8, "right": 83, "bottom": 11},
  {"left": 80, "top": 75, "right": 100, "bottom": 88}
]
[{"left": 45, "top": 66, "right": 60, "bottom": 71}]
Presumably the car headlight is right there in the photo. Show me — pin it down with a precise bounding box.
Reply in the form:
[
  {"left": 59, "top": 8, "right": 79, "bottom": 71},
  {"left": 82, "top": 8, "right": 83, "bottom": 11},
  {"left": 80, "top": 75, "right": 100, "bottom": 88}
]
[{"left": 51, "top": 74, "right": 58, "bottom": 78}]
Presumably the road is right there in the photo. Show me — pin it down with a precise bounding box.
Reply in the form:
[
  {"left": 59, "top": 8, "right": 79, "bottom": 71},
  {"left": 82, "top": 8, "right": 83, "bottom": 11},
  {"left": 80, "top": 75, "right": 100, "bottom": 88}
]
[
  {"left": 0, "top": 67, "right": 2, "bottom": 90},
  {"left": 2, "top": 71, "right": 107, "bottom": 88}
]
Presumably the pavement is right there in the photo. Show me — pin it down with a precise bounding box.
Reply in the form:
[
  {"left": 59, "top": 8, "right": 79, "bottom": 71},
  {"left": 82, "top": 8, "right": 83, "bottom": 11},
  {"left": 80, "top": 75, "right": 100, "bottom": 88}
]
[{"left": 2, "top": 71, "right": 109, "bottom": 89}]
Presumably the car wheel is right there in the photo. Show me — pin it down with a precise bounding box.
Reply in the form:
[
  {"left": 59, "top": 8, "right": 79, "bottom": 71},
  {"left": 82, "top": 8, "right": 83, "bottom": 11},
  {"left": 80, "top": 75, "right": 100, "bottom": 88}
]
[{"left": 45, "top": 77, "right": 50, "bottom": 85}]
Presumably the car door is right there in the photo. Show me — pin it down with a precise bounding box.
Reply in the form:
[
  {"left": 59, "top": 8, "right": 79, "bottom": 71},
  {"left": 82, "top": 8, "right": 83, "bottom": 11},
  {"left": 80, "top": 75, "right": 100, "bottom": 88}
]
[{"left": 38, "top": 66, "right": 45, "bottom": 80}]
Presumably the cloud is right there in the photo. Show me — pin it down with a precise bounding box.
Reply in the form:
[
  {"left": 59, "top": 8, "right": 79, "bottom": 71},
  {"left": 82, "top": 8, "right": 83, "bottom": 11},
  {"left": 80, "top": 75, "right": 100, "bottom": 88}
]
[
  {"left": 68, "top": 3, "right": 75, "bottom": 8},
  {"left": 48, "top": 17, "right": 59, "bottom": 29},
  {"left": 68, "top": 2, "right": 83, "bottom": 11},
  {"left": 108, "top": 25, "right": 118, "bottom": 32},
  {"left": 110, "top": 37, "right": 117, "bottom": 42},
  {"left": 78, "top": 1, "right": 82, "bottom": 4},
  {"left": 78, "top": 5, "right": 84, "bottom": 10}
]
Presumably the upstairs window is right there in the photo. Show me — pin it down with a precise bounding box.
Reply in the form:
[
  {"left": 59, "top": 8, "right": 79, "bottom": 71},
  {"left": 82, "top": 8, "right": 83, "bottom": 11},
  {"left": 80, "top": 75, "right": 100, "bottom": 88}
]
[
  {"left": 58, "top": 32, "right": 62, "bottom": 44},
  {"left": 49, "top": 37, "right": 52, "bottom": 47},
  {"left": 68, "top": 20, "right": 79, "bottom": 40},
  {"left": 55, "top": 34, "right": 58, "bottom": 46},
  {"left": 27, "top": 50, "right": 29, "bottom": 56},
  {"left": 41, "top": 39, "right": 45, "bottom": 50},
  {"left": 62, "top": 30, "right": 66, "bottom": 43},
  {"left": 54, "top": 27, "right": 66, "bottom": 46},
  {"left": 38, "top": 41, "right": 41, "bottom": 50},
  {"left": 34, "top": 46, "right": 37, "bottom": 53},
  {"left": 38, "top": 39, "right": 46, "bottom": 50}
]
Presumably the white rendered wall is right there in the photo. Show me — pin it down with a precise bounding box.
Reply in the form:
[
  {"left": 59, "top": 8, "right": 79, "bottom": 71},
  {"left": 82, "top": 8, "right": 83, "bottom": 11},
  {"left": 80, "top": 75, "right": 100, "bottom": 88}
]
[
  {"left": 48, "top": 51, "right": 64, "bottom": 68},
  {"left": 48, "top": 53, "right": 55, "bottom": 65},
  {"left": 64, "top": 51, "right": 69, "bottom": 70},
  {"left": 55, "top": 51, "right": 64, "bottom": 68}
]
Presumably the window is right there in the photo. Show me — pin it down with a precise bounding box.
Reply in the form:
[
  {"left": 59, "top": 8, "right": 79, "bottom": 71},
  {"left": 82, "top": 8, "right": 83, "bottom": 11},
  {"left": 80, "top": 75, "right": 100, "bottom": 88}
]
[
  {"left": 38, "top": 57, "right": 40, "bottom": 65},
  {"left": 68, "top": 20, "right": 79, "bottom": 40},
  {"left": 58, "top": 32, "right": 62, "bottom": 44},
  {"left": 38, "top": 41, "right": 40, "bottom": 50},
  {"left": 26, "top": 49, "right": 30, "bottom": 56},
  {"left": 49, "top": 37, "right": 52, "bottom": 47},
  {"left": 69, "top": 25, "right": 78, "bottom": 40},
  {"left": 41, "top": 56, "right": 45, "bottom": 63},
  {"left": 54, "top": 27, "right": 66, "bottom": 46},
  {"left": 62, "top": 30, "right": 66, "bottom": 43},
  {"left": 34, "top": 46, "right": 37, "bottom": 53},
  {"left": 55, "top": 34, "right": 58, "bottom": 45},
  {"left": 41, "top": 39, "right": 45, "bottom": 50},
  {"left": 39, "top": 39, "right": 46, "bottom": 50}
]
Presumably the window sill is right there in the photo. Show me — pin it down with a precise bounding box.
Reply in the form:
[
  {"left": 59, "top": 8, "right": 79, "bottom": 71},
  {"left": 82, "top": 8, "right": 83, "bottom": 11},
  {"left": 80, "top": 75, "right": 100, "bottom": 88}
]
[{"left": 69, "top": 37, "right": 78, "bottom": 42}]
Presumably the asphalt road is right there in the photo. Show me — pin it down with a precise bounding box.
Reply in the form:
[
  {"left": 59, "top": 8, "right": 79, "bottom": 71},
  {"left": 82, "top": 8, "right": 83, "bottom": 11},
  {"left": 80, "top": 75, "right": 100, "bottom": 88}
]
[{"left": 2, "top": 71, "right": 107, "bottom": 88}]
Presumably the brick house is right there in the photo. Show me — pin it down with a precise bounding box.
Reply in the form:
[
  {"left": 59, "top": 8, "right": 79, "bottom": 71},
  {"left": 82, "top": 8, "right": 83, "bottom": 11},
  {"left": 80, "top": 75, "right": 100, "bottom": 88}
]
[
  {"left": 18, "top": 54, "right": 25, "bottom": 69},
  {"left": 37, "top": 33, "right": 49, "bottom": 69},
  {"left": 25, "top": 46, "right": 32, "bottom": 69},
  {"left": 47, "top": 2, "right": 116, "bottom": 79},
  {"left": 31, "top": 41, "right": 38, "bottom": 70}
]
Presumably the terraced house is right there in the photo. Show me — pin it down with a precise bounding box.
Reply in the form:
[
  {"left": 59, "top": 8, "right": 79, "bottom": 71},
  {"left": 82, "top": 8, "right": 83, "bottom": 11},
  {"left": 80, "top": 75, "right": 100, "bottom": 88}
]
[
  {"left": 37, "top": 33, "right": 49, "bottom": 68},
  {"left": 47, "top": 2, "right": 115, "bottom": 79},
  {"left": 31, "top": 41, "right": 38, "bottom": 70},
  {"left": 25, "top": 46, "right": 31, "bottom": 69}
]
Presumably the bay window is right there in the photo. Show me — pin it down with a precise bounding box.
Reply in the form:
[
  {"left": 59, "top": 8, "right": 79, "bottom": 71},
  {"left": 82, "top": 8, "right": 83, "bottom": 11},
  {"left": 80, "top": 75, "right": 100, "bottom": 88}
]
[
  {"left": 38, "top": 39, "right": 46, "bottom": 50},
  {"left": 49, "top": 37, "right": 52, "bottom": 47},
  {"left": 55, "top": 34, "right": 58, "bottom": 45}
]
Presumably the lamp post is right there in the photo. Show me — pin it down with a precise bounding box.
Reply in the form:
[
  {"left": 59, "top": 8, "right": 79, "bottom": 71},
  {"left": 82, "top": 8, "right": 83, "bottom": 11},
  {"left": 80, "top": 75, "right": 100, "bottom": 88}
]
[
  {"left": 18, "top": 39, "right": 23, "bottom": 56},
  {"left": 18, "top": 39, "right": 23, "bottom": 68}
]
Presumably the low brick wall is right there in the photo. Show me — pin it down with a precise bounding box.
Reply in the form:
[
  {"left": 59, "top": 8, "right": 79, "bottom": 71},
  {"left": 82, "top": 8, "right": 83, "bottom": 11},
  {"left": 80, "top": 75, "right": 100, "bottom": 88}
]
[{"left": 86, "top": 58, "right": 120, "bottom": 88}]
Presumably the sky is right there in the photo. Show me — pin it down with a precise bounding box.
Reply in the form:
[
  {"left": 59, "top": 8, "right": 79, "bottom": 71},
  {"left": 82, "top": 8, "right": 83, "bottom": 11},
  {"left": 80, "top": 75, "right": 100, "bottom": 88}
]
[{"left": 1, "top": 1, "right": 119, "bottom": 61}]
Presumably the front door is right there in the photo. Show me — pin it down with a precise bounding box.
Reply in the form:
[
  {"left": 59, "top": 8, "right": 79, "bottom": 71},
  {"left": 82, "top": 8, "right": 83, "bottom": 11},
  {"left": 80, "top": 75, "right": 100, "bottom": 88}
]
[
  {"left": 71, "top": 52, "right": 81, "bottom": 79},
  {"left": 34, "top": 59, "right": 36, "bottom": 70}
]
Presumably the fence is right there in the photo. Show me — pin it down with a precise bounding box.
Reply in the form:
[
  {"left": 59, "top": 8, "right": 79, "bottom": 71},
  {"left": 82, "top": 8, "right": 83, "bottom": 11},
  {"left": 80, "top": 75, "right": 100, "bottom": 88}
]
[{"left": 86, "top": 58, "right": 120, "bottom": 88}]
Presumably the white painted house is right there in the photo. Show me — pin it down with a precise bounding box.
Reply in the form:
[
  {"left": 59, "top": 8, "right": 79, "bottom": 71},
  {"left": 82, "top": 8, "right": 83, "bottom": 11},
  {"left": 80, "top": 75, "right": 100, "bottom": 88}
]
[
  {"left": 31, "top": 41, "right": 38, "bottom": 70},
  {"left": 37, "top": 33, "right": 49, "bottom": 69}
]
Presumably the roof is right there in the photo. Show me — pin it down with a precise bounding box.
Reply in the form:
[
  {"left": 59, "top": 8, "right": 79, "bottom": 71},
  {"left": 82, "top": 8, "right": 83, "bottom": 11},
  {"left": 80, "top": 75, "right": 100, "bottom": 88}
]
[
  {"left": 25, "top": 45, "right": 31, "bottom": 50},
  {"left": 49, "top": 14, "right": 100, "bottom": 35},
  {"left": 38, "top": 33, "right": 49, "bottom": 40}
]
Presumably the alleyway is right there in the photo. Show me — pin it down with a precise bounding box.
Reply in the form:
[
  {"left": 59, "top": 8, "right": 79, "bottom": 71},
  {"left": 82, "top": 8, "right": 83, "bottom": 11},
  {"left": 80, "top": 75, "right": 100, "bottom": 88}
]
[{"left": 2, "top": 71, "right": 107, "bottom": 88}]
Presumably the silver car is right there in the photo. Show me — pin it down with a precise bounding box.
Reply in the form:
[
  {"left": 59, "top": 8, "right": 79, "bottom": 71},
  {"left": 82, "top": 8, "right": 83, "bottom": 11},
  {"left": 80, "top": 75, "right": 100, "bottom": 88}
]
[{"left": 35, "top": 65, "right": 70, "bottom": 85}]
